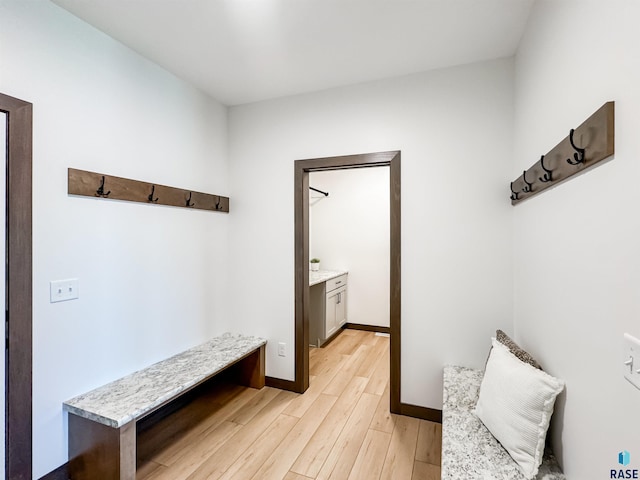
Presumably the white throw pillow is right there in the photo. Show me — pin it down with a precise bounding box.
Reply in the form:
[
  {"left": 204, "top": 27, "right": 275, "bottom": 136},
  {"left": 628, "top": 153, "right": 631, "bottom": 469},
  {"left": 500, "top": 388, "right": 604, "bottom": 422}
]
[{"left": 475, "top": 338, "right": 565, "bottom": 479}]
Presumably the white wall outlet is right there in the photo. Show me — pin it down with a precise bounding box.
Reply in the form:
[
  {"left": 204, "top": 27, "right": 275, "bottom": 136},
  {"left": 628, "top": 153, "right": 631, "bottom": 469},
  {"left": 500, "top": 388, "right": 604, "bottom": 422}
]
[
  {"left": 50, "top": 278, "right": 79, "bottom": 303},
  {"left": 278, "top": 342, "right": 286, "bottom": 357},
  {"left": 623, "top": 333, "right": 640, "bottom": 390}
]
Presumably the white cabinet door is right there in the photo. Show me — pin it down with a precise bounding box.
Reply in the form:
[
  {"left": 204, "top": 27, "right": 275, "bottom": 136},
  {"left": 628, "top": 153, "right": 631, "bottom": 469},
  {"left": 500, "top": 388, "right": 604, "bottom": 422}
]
[
  {"left": 326, "top": 285, "right": 347, "bottom": 338},
  {"left": 325, "top": 289, "right": 339, "bottom": 338},
  {"left": 335, "top": 287, "right": 347, "bottom": 327}
]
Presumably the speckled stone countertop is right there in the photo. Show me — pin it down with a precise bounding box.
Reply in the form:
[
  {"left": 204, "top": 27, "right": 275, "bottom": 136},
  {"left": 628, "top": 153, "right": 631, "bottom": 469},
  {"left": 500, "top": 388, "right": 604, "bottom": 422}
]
[
  {"left": 63, "top": 333, "right": 266, "bottom": 428},
  {"left": 442, "top": 365, "right": 565, "bottom": 480},
  {"left": 309, "top": 269, "right": 348, "bottom": 287}
]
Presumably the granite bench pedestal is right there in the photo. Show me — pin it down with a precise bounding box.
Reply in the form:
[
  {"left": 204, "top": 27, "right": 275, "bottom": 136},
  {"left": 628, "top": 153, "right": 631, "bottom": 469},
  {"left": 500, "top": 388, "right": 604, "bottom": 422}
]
[
  {"left": 63, "top": 333, "right": 266, "bottom": 480},
  {"left": 442, "top": 365, "right": 565, "bottom": 480}
]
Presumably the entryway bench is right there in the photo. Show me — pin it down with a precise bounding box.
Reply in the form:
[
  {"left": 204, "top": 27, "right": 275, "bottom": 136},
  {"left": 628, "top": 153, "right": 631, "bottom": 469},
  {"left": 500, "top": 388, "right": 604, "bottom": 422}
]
[{"left": 63, "top": 333, "right": 266, "bottom": 480}]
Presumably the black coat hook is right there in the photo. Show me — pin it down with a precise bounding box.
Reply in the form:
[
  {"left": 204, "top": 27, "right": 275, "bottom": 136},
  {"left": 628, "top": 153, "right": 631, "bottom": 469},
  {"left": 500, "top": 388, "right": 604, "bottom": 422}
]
[
  {"left": 510, "top": 182, "right": 519, "bottom": 201},
  {"left": 148, "top": 185, "right": 159, "bottom": 203},
  {"left": 567, "top": 128, "right": 585, "bottom": 165},
  {"left": 214, "top": 196, "right": 221, "bottom": 210},
  {"left": 95, "top": 176, "right": 111, "bottom": 198},
  {"left": 186, "top": 191, "right": 195, "bottom": 207},
  {"left": 522, "top": 170, "right": 533, "bottom": 193},
  {"left": 539, "top": 155, "right": 553, "bottom": 183}
]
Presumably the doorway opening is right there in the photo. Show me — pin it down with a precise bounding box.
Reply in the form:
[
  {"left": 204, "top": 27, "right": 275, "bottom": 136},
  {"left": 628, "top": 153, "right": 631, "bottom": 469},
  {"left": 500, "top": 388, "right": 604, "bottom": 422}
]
[
  {"left": 294, "top": 151, "right": 401, "bottom": 412},
  {"left": 308, "top": 166, "right": 390, "bottom": 345}
]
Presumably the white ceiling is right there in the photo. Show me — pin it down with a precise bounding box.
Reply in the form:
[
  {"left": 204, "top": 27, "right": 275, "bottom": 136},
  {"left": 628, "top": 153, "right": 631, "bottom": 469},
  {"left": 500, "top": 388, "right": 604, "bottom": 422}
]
[{"left": 51, "top": 0, "right": 534, "bottom": 106}]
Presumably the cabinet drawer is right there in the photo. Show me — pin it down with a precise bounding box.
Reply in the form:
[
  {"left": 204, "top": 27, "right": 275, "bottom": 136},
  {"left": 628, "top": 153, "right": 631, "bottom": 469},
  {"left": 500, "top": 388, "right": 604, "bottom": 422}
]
[{"left": 326, "top": 274, "right": 347, "bottom": 292}]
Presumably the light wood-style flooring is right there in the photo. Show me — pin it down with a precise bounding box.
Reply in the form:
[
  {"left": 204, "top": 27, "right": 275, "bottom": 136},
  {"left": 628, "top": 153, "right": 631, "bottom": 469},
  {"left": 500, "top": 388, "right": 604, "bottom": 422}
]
[{"left": 137, "top": 329, "right": 442, "bottom": 480}]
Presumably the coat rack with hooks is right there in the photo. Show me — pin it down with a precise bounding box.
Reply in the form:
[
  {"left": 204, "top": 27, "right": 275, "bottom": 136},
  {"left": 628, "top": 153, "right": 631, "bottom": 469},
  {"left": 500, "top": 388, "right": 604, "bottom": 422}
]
[
  {"left": 68, "top": 168, "right": 229, "bottom": 213},
  {"left": 510, "top": 101, "right": 615, "bottom": 205}
]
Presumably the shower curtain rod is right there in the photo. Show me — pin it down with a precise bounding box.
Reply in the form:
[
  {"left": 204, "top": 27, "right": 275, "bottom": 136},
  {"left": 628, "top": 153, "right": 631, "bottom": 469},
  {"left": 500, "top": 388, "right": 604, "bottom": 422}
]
[{"left": 309, "top": 186, "right": 329, "bottom": 197}]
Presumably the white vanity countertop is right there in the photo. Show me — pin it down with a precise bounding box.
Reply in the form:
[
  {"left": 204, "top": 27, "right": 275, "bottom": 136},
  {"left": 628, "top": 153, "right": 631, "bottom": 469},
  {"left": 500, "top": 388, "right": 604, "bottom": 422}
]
[{"left": 309, "top": 269, "right": 348, "bottom": 287}]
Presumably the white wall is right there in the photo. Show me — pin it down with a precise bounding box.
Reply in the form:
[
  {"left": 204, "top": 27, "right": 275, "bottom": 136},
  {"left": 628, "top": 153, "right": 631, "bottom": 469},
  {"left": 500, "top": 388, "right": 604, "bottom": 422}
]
[
  {"left": 513, "top": 1, "right": 640, "bottom": 476},
  {"left": 0, "top": 1, "right": 230, "bottom": 476},
  {"left": 229, "top": 59, "right": 514, "bottom": 406},
  {"left": 310, "top": 168, "right": 390, "bottom": 328}
]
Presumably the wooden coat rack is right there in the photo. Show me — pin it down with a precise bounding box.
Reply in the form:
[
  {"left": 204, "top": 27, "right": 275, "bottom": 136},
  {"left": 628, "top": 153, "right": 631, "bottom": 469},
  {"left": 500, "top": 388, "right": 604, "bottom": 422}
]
[
  {"left": 68, "top": 168, "right": 229, "bottom": 213},
  {"left": 510, "top": 101, "right": 615, "bottom": 205}
]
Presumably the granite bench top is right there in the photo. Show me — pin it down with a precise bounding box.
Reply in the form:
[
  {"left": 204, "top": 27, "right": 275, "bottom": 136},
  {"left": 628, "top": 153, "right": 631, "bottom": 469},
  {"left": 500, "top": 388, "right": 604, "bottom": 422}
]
[
  {"left": 63, "top": 333, "right": 266, "bottom": 428},
  {"left": 442, "top": 365, "right": 565, "bottom": 480},
  {"left": 309, "top": 269, "right": 348, "bottom": 287}
]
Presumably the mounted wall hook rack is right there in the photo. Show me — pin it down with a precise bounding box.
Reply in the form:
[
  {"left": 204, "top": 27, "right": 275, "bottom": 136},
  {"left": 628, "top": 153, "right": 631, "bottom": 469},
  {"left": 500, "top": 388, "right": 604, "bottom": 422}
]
[
  {"left": 539, "top": 155, "right": 553, "bottom": 183},
  {"left": 509, "top": 101, "right": 614, "bottom": 205},
  {"left": 522, "top": 170, "right": 533, "bottom": 193},
  {"left": 148, "top": 184, "right": 158, "bottom": 203},
  {"left": 95, "top": 176, "right": 111, "bottom": 198},
  {"left": 68, "top": 168, "right": 229, "bottom": 213},
  {"left": 567, "top": 128, "right": 586, "bottom": 165}
]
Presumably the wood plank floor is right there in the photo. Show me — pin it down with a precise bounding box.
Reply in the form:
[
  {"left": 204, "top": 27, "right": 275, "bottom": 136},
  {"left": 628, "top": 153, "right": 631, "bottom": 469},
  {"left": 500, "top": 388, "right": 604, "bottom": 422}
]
[{"left": 137, "top": 329, "right": 441, "bottom": 480}]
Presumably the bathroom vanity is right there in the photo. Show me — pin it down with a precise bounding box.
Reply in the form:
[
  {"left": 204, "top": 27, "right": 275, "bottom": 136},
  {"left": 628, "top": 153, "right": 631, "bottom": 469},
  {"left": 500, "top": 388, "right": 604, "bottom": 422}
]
[{"left": 309, "top": 270, "right": 348, "bottom": 347}]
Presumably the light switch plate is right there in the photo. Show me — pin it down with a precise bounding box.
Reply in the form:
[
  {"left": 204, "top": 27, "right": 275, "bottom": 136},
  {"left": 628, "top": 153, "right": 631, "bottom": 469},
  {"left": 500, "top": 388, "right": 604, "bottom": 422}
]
[
  {"left": 623, "top": 333, "right": 640, "bottom": 390},
  {"left": 50, "top": 278, "right": 79, "bottom": 303}
]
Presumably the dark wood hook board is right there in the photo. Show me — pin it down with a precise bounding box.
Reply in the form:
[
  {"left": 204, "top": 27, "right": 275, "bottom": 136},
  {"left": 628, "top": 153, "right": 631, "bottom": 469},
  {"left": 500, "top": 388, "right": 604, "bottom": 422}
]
[
  {"left": 510, "top": 101, "right": 615, "bottom": 205},
  {"left": 68, "top": 168, "right": 229, "bottom": 213}
]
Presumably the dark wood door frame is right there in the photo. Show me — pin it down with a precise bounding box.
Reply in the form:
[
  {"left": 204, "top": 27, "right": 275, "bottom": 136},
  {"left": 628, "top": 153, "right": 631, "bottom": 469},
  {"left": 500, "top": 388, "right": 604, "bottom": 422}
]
[
  {"left": 291, "top": 150, "right": 441, "bottom": 422},
  {"left": 1, "top": 92, "right": 33, "bottom": 479},
  {"left": 292, "top": 151, "right": 402, "bottom": 412}
]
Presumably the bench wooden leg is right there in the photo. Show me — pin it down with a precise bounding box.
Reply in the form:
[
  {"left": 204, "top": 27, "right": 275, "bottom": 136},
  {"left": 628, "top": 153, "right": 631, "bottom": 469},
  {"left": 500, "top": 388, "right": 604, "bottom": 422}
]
[
  {"left": 68, "top": 414, "right": 136, "bottom": 480},
  {"left": 236, "top": 344, "right": 265, "bottom": 389}
]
